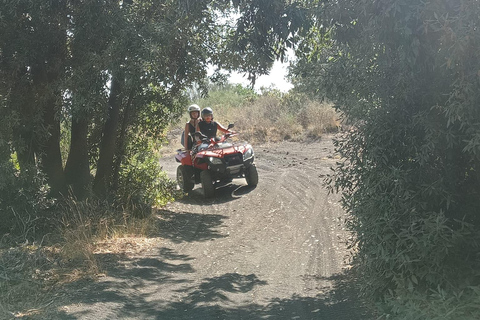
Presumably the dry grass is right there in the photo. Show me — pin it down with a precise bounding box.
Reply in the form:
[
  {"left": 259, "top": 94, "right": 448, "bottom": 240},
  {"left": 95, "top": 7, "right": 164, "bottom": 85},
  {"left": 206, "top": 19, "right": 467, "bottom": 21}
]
[
  {"left": 0, "top": 245, "right": 62, "bottom": 319},
  {"left": 0, "top": 199, "right": 162, "bottom": 319},
  {"left": 166, "top": 93, "right": 340, "bottom": 148},
  {"left": 299, "top": 100, "right": 340, "bottom": 139},
  {"left": 217, "top": 95, "right": 338, "bottom": 144},
  {"left": 58, "top": 199, "right": 161, "bottom": 272}
]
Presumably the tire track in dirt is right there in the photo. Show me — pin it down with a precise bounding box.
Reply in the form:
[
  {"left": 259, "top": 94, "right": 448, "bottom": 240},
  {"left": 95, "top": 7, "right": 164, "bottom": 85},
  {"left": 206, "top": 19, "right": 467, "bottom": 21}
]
[{"left": 50, "top": 136, "right": 371, "bottom": 320}]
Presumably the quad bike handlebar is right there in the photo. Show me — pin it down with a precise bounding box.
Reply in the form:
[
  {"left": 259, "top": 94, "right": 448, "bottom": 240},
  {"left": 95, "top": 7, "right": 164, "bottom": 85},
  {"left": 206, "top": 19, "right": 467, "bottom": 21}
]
[{"left": 194, "top": 131, "right": 237, "bottom": 144}]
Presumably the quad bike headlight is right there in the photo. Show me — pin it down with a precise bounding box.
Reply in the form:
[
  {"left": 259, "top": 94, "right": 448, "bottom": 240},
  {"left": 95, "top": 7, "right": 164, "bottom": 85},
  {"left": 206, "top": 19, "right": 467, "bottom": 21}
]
[
  {"left": 243, "top": 146, "right": 254, "bottom": 161},
  {"left": 208, "top": 157, "right": 223, "bottom": 165}
]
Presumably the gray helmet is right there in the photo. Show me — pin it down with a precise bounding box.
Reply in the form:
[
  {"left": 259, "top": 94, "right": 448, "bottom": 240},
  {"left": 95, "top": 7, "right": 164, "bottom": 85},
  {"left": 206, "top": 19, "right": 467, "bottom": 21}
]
[
  {"left": 201, "top": 107, "right": 213, "bottom": 120},
  {"left": 187, "top": 104, "right": 201, "bottom": 119}
]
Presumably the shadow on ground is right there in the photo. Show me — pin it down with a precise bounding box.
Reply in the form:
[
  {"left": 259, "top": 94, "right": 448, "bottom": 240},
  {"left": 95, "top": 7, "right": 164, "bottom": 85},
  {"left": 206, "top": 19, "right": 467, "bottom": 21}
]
[
  {"left": 155, "top": 210, "right": 229, "bottom": 243},
  {"left": 30, "top": 181, "right": 372, "bottom": 319},
  {"left": 178, "top": 182, "right": 256, "bottom": 205},
  {"left": 45, "top": 247, "right": 372, "bottom": 320}
]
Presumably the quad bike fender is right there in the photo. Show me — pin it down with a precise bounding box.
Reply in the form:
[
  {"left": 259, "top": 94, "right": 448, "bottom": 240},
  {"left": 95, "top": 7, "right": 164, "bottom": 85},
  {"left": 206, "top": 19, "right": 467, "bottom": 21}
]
[
  {"left": 175, "top": 151, "right": 193, "bottom": 166},
  {"left": 196, "top": 162, "right": 209, "bottom": 171}
]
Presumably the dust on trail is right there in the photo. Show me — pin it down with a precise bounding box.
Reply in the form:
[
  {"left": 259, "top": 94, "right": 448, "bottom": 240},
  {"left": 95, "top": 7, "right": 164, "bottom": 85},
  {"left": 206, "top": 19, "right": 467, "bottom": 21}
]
[{"left": 44, "top": 136, "right": 371, "bottom": 320}]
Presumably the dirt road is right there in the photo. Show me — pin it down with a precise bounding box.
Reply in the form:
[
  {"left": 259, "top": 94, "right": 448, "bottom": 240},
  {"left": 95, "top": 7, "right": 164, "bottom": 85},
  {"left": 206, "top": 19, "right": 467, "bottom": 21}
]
[{"left": 52, "top": 136, "right": 370, "bottom": 319}]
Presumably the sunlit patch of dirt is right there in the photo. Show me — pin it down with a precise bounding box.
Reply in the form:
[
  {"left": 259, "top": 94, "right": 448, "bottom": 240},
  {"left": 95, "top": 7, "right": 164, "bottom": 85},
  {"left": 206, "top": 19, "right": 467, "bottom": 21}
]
[{"left": 94, "top": 237, "right": 163, "bottom": 256}]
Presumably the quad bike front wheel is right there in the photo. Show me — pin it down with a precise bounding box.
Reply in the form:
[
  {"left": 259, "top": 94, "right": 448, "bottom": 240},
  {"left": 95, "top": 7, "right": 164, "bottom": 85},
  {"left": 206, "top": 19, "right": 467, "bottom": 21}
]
[
  {"left": 245, "top": 165, "right": 258, "bottom": 186},
  {"left": 200, "top": 170, "right": 215, "bottom": 198},
  {"left": 177, "top": 165, "right": 194, "bottom": 192}
]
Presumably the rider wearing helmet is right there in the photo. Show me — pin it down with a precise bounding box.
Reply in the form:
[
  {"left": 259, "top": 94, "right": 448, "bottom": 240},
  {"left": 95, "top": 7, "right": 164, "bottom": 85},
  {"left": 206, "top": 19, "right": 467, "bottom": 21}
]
[
  {"left": 197, "top": 107, "right": 233, "bottom": 139},
  {"left": 182, "top": 104, "right": 201, "bottom": 150}
]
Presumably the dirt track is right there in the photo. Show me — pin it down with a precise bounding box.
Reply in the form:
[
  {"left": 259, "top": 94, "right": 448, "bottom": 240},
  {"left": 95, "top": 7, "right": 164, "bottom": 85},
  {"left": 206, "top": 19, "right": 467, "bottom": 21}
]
[{"left": 49, "top": 136, "right": 370, "bottom": 319}]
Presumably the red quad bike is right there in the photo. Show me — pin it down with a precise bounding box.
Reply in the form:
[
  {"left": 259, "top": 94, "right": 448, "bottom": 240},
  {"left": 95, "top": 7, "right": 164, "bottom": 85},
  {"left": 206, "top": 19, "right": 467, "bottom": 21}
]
[{"left": 175, "top": 124, "right": 258, "bottom": 198}]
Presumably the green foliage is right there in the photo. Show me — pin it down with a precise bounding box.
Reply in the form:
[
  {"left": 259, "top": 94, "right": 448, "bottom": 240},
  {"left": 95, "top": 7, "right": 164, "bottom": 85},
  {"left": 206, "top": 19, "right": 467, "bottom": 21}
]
[
  {"left": 213, "top": 0, "right": 314, "bottom": 85},
  {"left": 0, "top": 162, "right": 51, "bottom": 244},
  {"left": 0, "top": 0, "right": 311, "bottom": 219},
  {"left": 293, "top": 0, "right": 480, "bottom": 318},
  {"left": 116, "top": 137, "right": 179, "bottom": 211}
]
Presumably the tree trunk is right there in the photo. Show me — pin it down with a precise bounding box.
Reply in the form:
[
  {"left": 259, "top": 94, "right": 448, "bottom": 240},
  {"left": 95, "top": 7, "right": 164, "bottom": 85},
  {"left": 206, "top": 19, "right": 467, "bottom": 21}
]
[
  {"left": 30, "top": 58, "right": 66, "bottom": 197},
  {"left": 12, "top": 75, "right": 37, "bottom": 172},
  {"left": 40, "top": 95, "right": 67, "bottom": 197},
  {"left": 32, "top": 2, "right": 68, "bottom": 197},
  {"left": 111, "top": 90, "right": 135, "bottom": 194},
  {"left": 65, "top": 114, "right": 90, "bottom": 200},
  {"left": 93, "top": 74, "right": 123, "bottom": 198},
  {"left": 16, "top": 130, "right": 36, "bottom": 171}
]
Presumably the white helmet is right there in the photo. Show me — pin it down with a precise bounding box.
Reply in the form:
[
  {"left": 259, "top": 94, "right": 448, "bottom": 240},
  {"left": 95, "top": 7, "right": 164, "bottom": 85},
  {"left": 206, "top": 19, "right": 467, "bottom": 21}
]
[
  {"left": 187, "top": 104, "right": 201, "bottom": 113},
  {"left": 187, "top": 104, "right": 201, "bottom": 119}
]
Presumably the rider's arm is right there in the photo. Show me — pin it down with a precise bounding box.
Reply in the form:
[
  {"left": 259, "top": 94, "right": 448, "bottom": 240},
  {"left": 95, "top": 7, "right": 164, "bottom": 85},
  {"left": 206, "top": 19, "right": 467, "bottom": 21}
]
[
  {"left": 184, "top": 122, "right": 191, "bottom": 151},
  {"left": 217, "top": 122, "right": 233, "bottom": 134}
]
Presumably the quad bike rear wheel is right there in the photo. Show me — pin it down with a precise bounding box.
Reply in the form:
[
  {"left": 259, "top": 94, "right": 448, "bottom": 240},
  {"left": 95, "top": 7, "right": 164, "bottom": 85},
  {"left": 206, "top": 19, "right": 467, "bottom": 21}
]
[
  {"left": 200, "top": 170, "right": 215, "bottom": 198},
  {"left": 245, "top": 165, "right": 258, "bottom": 186},
  {"left": 177, "top": 165, "right": 194, "bottom": 192}
]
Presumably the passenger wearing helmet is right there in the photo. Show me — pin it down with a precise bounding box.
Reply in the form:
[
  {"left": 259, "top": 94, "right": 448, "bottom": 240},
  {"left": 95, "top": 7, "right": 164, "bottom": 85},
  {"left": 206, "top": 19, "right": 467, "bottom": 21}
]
[
  {"left": 181, "top": 104, "right": 201, "bottom": 151},
  {"left": 196, "top": 107, "right": 233, "bottom": 139}
]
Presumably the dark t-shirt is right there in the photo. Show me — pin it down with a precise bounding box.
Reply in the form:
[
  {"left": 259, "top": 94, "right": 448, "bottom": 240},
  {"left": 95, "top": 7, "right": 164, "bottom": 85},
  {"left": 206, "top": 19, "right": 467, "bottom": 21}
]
[
  {"left": 187, "top": 122, "right": 195, "bottom": 136},
  {"left": 198, "top": 121, "right": 218, "bottom": 139}
]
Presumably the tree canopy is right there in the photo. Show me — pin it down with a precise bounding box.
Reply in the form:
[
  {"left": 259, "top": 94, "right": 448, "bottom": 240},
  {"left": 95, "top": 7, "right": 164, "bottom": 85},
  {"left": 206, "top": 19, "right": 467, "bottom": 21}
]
[{"left": 0, "top": 0, "right": 311, "bottom": 233}]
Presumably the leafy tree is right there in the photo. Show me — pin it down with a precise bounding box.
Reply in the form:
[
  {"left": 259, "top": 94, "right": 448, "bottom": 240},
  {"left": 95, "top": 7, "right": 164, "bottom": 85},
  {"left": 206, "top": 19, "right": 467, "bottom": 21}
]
[
  {"left": 0, "top": 0, "right": 312, "bottom": 237},
  {"left": 212, "top": 0, "right": 313, "bottom": 87},
  {"left": 293, "top": 0, "right": 480, "bottom": 317}
]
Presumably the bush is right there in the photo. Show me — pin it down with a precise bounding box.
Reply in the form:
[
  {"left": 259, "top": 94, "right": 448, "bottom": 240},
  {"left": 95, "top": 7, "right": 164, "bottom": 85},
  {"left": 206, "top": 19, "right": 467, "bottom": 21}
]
[
  {"left": 0, "top": 159, "right": 52, "bottom": 245},
  {"left": 116, "top": 137, "right": 179, "bottom": 211},
  {"left": 294, "top": 0, "right": 480, "bottom": 318}
]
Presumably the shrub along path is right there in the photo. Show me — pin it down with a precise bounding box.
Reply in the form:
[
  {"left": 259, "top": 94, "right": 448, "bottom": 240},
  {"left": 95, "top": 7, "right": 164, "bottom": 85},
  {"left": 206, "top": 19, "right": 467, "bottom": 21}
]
[{"left": 45, "top": 136, "right": 371, "bottom": 319}]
